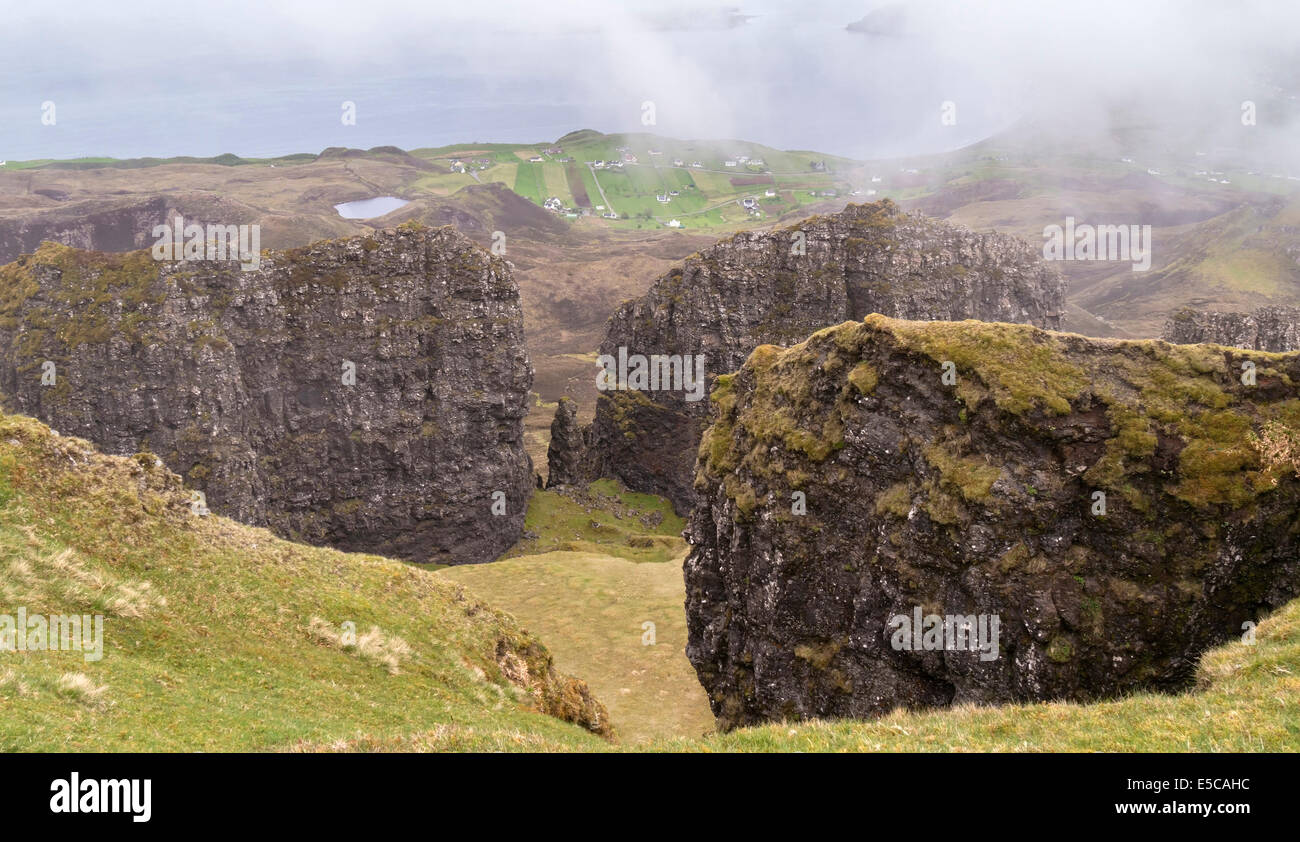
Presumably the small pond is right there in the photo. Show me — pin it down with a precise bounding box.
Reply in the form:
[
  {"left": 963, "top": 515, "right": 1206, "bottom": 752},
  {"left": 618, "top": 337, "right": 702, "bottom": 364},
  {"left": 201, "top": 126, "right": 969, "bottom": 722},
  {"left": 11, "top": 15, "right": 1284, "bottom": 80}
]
[{"left": 334, "top": 196, "right": 410, "bottom": 219}]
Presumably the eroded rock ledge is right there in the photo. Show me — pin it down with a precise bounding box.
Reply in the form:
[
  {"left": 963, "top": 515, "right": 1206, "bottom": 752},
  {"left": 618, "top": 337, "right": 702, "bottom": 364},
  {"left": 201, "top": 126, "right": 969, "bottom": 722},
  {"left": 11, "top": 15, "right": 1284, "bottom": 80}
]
[{"left": 1163, "top": 306, "right": 1300, "bottom": 352}]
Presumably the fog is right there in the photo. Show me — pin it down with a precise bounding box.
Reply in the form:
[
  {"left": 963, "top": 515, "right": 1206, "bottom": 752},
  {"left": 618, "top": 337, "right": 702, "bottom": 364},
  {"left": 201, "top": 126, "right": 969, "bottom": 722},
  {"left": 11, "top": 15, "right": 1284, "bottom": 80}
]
[{"left": 0, "top": 0, "right": 1295, "bottom": 162}]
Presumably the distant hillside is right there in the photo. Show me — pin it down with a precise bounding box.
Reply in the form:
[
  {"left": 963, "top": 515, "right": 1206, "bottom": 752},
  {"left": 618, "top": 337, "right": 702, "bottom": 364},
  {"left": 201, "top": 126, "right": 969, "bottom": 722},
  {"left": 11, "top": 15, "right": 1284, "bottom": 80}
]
[{"left": 1077, "top": 197, "right": 1300, "bottom": 337}]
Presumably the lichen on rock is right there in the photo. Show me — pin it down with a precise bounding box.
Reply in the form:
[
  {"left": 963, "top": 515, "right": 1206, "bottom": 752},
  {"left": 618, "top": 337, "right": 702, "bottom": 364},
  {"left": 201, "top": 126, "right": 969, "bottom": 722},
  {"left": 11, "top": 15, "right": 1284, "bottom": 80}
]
[{"left": 686, "top": 315, "right": 1300, "bottom": 730}]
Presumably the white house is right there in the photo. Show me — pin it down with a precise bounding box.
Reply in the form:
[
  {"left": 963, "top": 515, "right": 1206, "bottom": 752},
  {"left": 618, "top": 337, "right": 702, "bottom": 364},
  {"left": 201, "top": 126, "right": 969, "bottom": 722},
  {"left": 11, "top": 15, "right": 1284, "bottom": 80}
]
[{"left": 667, "top": 219, "right": 682, "bottom": 228}]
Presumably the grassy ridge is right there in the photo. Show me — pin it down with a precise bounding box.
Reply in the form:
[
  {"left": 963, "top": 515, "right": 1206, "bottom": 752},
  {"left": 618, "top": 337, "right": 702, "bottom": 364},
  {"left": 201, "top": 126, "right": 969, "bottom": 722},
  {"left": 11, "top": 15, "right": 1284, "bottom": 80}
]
[{"left": 0, "top": 413, "right": 608, "bottom": 752}]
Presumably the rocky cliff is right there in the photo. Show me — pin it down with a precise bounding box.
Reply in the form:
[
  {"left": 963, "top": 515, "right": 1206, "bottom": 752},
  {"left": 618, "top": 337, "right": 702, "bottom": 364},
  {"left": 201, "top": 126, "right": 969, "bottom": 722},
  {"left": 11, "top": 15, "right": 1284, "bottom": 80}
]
[
  {"left": 554, "top": 200, "right": 1067, "bottom": 512},
  {"left": 0, "top": 223, "right": 533, "bottom": 564},
  {"left": 686, "top": 315, "right": 1300, "bottom": 729},
  {"left": 1163, "top": 306, "right": 1300, "bottom": 351}
]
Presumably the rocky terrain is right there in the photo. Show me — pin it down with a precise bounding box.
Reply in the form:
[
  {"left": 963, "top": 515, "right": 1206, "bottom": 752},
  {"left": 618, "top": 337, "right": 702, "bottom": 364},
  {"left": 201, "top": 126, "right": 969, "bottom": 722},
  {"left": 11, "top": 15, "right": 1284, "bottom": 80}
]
[
  {"left": 551, "top": 200, "right": 1067, "bottom": 511},
  {"left": 686, "top": 315, "right": 1300, "bottom": 729},
  {"left": 1163, "top": 305, "right": 1300, "bottom": 351},
  {"left": 0, "top": 223, "right": 533, "bottom": 564}
]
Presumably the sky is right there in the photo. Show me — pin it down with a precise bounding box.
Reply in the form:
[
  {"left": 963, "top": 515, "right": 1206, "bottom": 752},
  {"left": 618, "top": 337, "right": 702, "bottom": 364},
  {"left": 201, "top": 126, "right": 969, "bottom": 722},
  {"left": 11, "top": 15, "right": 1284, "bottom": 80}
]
[{"left": 0, "top": 0, "right": 1296, "bottom": 162}]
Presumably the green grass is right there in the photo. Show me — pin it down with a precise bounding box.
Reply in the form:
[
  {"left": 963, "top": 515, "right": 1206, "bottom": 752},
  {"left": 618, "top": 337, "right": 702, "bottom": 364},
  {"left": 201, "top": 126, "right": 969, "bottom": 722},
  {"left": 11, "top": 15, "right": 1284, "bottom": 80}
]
[
  {"left": 504, "top": 478, "right": 686, "bottom": 564},
  {"left": 438, "top": 550, "right": 714, "bottom": 743},
  {"left": 512, "top": 162, "right": 544, "bottom": 205},
  {"left": 0, "top": 413, "right": 609, "bottom": 752}
]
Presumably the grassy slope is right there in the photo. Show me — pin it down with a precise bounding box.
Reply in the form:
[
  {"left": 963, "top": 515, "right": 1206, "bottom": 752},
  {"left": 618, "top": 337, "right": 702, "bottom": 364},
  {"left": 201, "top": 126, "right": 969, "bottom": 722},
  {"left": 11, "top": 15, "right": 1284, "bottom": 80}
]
[
  {"left": 438, "top": 479, "right": 712, "bottom": 743},
  {"left": 439, "top": 550, "right": 714, "bottom": 744},
  {"left": 0, "top": 413, "right": 608, "bottom": 752},
  {"left": 504, "top": 478, "right": 686, "bottom": 564}
]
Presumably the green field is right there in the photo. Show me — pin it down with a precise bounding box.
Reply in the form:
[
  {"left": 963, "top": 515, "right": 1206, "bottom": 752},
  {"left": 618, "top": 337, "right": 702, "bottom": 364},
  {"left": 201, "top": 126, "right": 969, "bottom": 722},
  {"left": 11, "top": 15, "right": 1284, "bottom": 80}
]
[{"left": 512, "top": 161, "right": 545, "bottom": 205}]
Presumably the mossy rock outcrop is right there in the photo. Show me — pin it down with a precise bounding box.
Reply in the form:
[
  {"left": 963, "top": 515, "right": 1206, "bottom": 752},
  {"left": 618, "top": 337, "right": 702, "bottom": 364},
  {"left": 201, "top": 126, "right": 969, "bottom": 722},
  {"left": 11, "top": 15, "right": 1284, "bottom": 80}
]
[{"left": 686, "top": 315, "right": 1300, "bottom": 729}]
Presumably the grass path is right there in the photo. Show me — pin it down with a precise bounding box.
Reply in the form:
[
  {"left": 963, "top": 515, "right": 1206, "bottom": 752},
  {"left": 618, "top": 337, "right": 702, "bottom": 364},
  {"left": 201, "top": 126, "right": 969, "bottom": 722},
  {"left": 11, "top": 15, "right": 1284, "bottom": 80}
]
[{"left": 438, "top": 550, "right": 714, "bottom": 744}]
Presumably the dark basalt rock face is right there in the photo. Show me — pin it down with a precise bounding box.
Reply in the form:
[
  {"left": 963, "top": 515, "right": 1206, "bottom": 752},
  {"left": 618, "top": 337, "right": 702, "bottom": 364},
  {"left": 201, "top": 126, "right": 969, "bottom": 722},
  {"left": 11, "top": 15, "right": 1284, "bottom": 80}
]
[
  {"left": 686, "top": 315, "right": 1300, "bottom": 730},
  {"left": 1163, "top": 306, "right": 1300, "bottom": 352},
  {"left": 0, "top": 223, "right": 533, "bottom": 564},
  {"left": 567, "top": 200, "right": 1067, "bottom": 513}
]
